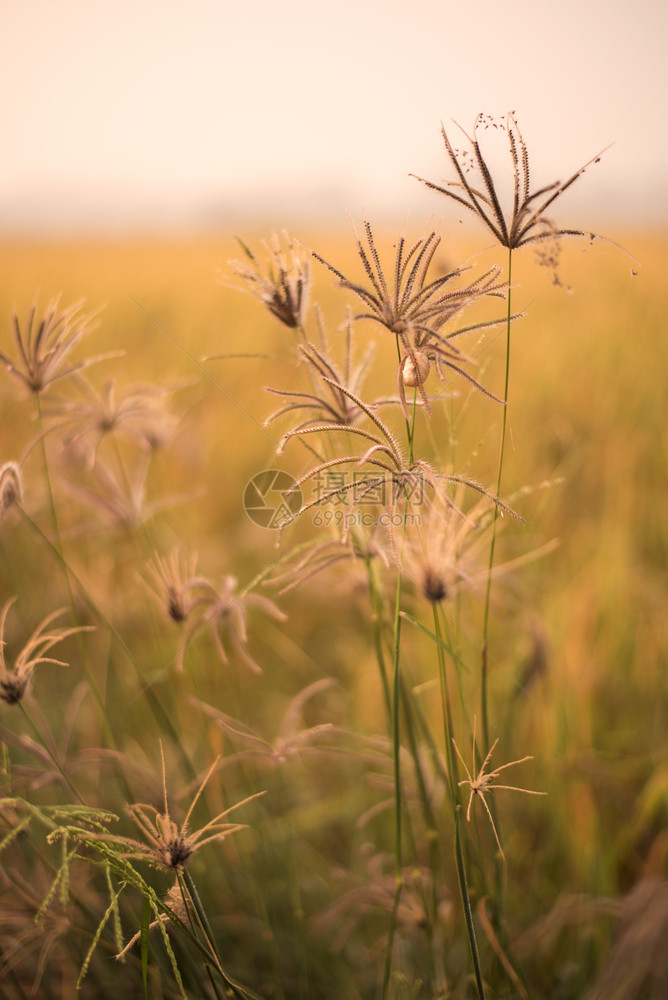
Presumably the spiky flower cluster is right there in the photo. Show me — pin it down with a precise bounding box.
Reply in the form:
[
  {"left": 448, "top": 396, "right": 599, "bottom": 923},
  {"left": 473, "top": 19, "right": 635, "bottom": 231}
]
[
  {"left": 117, "top": 745, "right": 263, "bottom": 872},
  {"left": 0, "top": 598, "right": 93, "bottom": 705},
  {"left": 411, "top": 111, "right": 605, "bottom": 252},
  {"left": 0, "top": 297, "right": 104, "bottom": 396},
  {"left": 229, "top": 232, "right": 310, "bottom": 330},
  {"left": 312, "top": 222, "right": 509, "bottom": 415}
]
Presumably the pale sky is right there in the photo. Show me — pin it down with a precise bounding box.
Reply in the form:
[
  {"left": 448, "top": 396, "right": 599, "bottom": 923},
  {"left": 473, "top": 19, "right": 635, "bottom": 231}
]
[{"left": 1, "top": 0, "right": 666, "bottom": 233}]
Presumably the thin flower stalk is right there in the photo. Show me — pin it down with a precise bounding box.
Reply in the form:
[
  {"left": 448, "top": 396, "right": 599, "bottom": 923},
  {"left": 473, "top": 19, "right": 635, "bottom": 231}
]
[{"left": 413, "top": 112, "right": 607, "bottom": 756}]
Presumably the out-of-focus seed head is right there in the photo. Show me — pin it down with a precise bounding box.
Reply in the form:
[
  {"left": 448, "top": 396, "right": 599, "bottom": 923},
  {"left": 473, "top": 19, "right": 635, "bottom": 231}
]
[
  {"left": 420, "top": 565, "right": 448, "bottom": 603},
  {"left": 0, "top": 462, "right": 22, "bottom": 519}
]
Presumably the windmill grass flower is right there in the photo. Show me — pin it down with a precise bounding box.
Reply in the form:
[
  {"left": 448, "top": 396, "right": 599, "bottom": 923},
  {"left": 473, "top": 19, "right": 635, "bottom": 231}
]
[
  {"left": 312, "top": 221, "right": 508, "bottom": 414},
  {"left": 61, "top": 452, "right": 194, "bottom": 530},
  {"left": 118, "top": 744, "right": 263, "bottom": 872},
  {"left": 228, "top": 232, "right": 310, "bottom": 330},
  {"left": 452, "top": 717, "right": 546, "bottom": 859},
  {"left": 411, "top": 112, "right": 606, "bottom": 261},
  {"left": 0, "top": 598, "right": 93, "bottom": 705},
  {"left": 174, "top": 572, "right": 286, "bottom": 674},
  {"left": 145, "top": 547, "right": 210, "bottom": 623},
  {"left": 0, "top": 296, "right": 105, "bottom": 396},
  {"left": 265, "top": 314, "right": 383, "bottom": 431},
  {"left": 193, "top": 678, "right": 338, "bottom": 768},
  {"left": 46, "top": 377, "right": 179, "bottom": 465}
]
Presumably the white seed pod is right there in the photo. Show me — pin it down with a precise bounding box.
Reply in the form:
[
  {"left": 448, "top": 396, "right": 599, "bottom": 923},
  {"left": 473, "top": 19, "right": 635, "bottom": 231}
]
[{"left": 402, "top": 352, "right": 430, "bottom": 388}]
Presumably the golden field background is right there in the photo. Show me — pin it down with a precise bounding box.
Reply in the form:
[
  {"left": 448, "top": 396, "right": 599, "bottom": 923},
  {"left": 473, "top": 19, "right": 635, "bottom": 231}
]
[{"left": 0, "top": 229, "right": 666, "bottom": 998}]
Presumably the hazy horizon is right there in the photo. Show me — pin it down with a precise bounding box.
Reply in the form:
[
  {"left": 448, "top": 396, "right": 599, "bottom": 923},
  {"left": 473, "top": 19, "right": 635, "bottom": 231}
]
[{"left": 2, "top": 0, "right": 667, "bottom": 236}]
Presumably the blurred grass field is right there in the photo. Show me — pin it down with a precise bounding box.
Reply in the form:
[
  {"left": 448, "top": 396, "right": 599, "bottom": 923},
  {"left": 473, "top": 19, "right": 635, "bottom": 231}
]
[{"left": 0, "top": 228, "right": 667, "bottom": 998}]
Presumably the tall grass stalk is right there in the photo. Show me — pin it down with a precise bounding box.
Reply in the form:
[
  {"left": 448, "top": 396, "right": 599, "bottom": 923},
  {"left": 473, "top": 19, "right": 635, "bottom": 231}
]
[{"left": 481, "top": 247, "right": 513, "bottom": 751}]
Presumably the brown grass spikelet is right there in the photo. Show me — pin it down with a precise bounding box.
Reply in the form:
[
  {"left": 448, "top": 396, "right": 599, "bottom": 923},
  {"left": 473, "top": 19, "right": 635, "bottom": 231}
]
[
  {"left": 227, "top": 231, "right": 310, "bottom": 330},
  {"left": 0, "top": 295, "right": 105, "bottom": 396},
  {"left": 452, "top": 716, "right": 546, "bottom": 860},
  {"left": 411, "top": 111, "right": 608, "bottom": 255},
  {"left": 174, "top": 573, "right": 287, "bottom": 674},
  {"left": 312, "top": 220, "right": 509, "bottom": 415},
  {"left": 0, "top": 598, "right": 94, "bottom": 706},
  {"left": 144, "top": 547, "right": 211, "bottom": 623},
  {"left": 116, "top": 742, "right": 264, "bottom": 872}
]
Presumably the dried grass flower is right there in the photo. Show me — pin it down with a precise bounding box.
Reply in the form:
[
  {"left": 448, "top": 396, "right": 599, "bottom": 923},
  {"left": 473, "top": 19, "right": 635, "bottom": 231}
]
[
  {"left": 275, "top": 377, "right": 444, "bottom": 525},
  {"left": 61, "top": 452, "right": 194, "bottom": 530},
  {"left": 117, "top": 743, "right": 263, "bottom": 872},
  {"left": 412, "top": 111, "right": 606, "bottom": 256},
  {"left": 0, "top": 598, "right": 93, "bottom": 705},
  {"left": 267, "top": 525, "right": 389, "bottom": 596},
  {"left": 393, "top": 488, "right": 503, "bottom": 605},
  {"left": 314, "top": 842, "right": 447, "bottom": 952},
  {"left": 144, "top": 547, "right": 212, "bottom": 623},
  {"left": 452, "top": 716, "right": 546, "bottom": 859},
  {"left": 175, "top": 573, "right": 286, "bottom": 674},
  {"left": 312, "top": 221, "right": 508, "bottom": 413},
  {"left": 265, "top": 311, "right": 385, "bottom": 431},
  {"left": 0, "top": 295, "right": 105, "bottom": 396},
  {"left": 228, "top": 232, "right": 310, "bottom": 330},
  {"left": 192, "top": 678, "right": 338, "bottom": 768},
  {"left": 46, "top": 377, "right": 180, "bottom": 465}
]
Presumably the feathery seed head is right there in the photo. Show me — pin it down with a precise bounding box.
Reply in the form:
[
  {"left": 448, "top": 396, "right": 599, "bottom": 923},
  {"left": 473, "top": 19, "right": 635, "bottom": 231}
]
[
  {"left": 313, "top": 221, "right": 508, "bottom": 417},
  {"left": 453, "top": 716, "right": 546, "bottom": 859},
  {"left": 1, "top": 296, "right": 104, "bottom": 395},
  {"left": 170, "top": 571, "right": 286, "bottom": 674},
  {"left": 145, "top": 548, "right": 209, "bottom": 623},
  {"left": 420, "top": 565, "right": 448, "bottom": 604},
  {"left": 121, "top": 743, "right": 264, "bottom": 872},
  {"left": 412, "top": 111, "right": 606, "bottom": 258},
  {"left": 48, "top": 378, "right": 180, "bottom": 465},
  {"left": 229, "top": 232, "right": 310, "bottom": 329},
  {"left": 0, "top": 599, "right": 94, "bottom": 705}
]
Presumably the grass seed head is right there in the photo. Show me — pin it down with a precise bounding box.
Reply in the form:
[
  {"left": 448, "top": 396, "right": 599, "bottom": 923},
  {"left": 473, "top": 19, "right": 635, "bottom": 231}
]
[
  {"left": 1, "top": 296, "right": 103, "bottom": 396},
  {"left": 121, "top": 743, "right": 263, "bottom": 872},
  {"left": 228, "top": 232, "right": 310, "bottom": 329},
  {"left": 0, "top": 599, "right": 94, "bottom": 706},
  {"left": 412, "top": 111, "right": 606, "bottom": 262}
]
